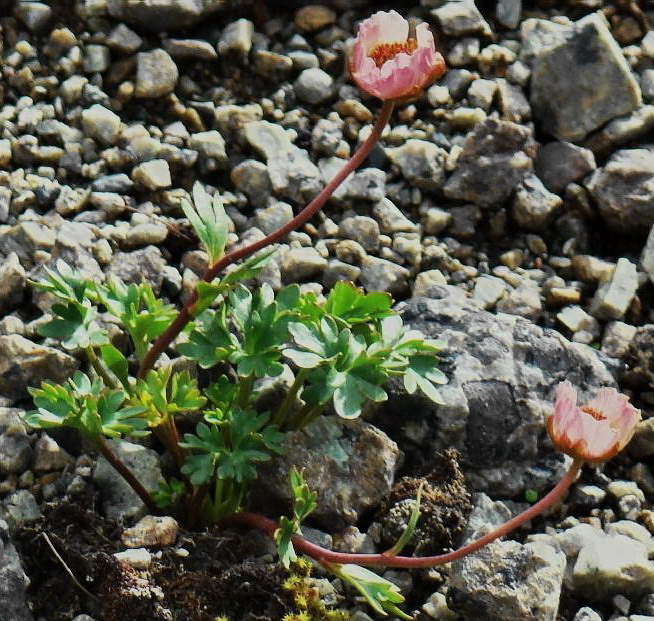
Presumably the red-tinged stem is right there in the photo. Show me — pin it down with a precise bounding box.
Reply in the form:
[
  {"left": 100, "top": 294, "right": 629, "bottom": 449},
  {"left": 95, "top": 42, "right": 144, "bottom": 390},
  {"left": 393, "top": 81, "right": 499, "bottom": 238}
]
[
  {"left": 96, "top": 436, "right": 159, "bottom": 514},
  {"left": 224, "top": 458, "right": 583, "bottom": 568},
  {"left": 137, "top": 100, "right": 396, "bottom": 379}
]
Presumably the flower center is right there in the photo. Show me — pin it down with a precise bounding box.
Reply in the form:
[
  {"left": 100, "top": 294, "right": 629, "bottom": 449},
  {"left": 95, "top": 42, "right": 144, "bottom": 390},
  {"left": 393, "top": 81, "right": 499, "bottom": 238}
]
[
  {"left": 580, "top": 405, "right": 606, "bottom": 421},
  {"left": 368, "top": 38, "right": 418, "bottom": 68}
]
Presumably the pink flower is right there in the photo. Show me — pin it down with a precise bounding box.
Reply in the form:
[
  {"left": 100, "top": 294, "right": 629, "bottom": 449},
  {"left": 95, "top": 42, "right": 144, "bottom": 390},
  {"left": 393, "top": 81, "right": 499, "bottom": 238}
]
[
  {"left": 349, "top": 10, "right": 446, "bottom": 101},
  {"left": 547, "top": 381, "right": 640, "bottom": 463}
]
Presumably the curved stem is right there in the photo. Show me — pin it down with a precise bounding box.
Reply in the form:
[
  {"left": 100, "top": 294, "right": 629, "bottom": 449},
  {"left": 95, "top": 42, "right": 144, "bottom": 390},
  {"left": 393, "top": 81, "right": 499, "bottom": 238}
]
[
  {"left": 86, "top": 346, "right": 120, "bottom": 390},
  {"left": 224, "top": 458, "right": 583, "bottom": 569},
  {"left": 137, "top": 100, "right": 396, "bottom": 379},
  {"left": 96, "top": 436, "right": 159, "bottom": 514}
]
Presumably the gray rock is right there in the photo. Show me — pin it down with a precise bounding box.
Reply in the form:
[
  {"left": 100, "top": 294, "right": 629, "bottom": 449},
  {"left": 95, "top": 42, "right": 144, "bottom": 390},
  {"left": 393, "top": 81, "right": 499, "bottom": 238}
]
[
  {"left": 106, "top": 245, "right": 167, "bottom": 292},
  {"left": 0, "top": 221, "right": 56, "bottom": 269},
  {"left": 294, "top": 67, "right": 334, "bottom": 104},
  {"left": 214, "top": 103, "right": 263, "bottom": 145},
  {"left": 92, "top": 173, "right": 134, "bottom": 193},
  {"left": 585, "top": 148, "right": 654, "bottom": 233},
  {"left": 244, "top": 120, "right": 322, "bottom": 204},
  {"left": 385, "top": 139, "right": 447, "bottom": 191},
  {"left": 584, "top": 105, "right": 654, "bottom": 154},
  {"left": 589, "top": 257, "right": 638, "bottom": 320},
  {"left": 106, "top": 0, "right": 226, "bottom": 31},
  {"left": 461, "top": 493, "right": 513, "bottom": 542},
  {"left": 135, "top": 49, "right": 178, "bottom": 98},
  {"left": 376, "top": 288, "right": 615, "bottom": 496},
  {"left": 511, "top": 174, "right": 563, "bottom": 230},
  {"left": 572, "top": 533, "right": 654, "bottom": 600},
  {"left": 601, "top": 321, "right": 636, "bottom": 358},
  {"left": 467, "top": 79, "right": 497, "bottom": 111},
  {"left": 254, "top": 202, "right": 294, "bottom": 235},
  {"left": 496, "top": 78, "right": 531, "bottom": 123},
  {"left": 359, "top": 256, "right": 410, "bottom": 296},
  {"left": 448, "top": 540, "right": 565, "bottom": 621},
  {"left": 32, "top": 433, "right": 74, "bottom": 472},
  {"left": 55, "top": 185, "right": 91, "bottom": 215},
  {"left": 0, "top": 335, "right": 77, "bottom": 402},
  {"left": 496, "top": 279, "right": 542, "bottom": 321},
  {"left": 131, "top": 159, "right": 172, "bottom": 190},
  {"left": 530, "top": 13, "right": 641, "bottom": 141},
  {"left": 0, "top": 490, "right": 41, "bottom": 530},
  {"left": 496, "top": 0, "right": 521, "bottom": 29},
  {"left": 81, "top": 104, "right": 121, "bottom": 146},
  {"left": 642, "top": 69, "right": 654, "bottom": 102},
  {"left": 106, "top": 23, "right": 143, "bottom": 54},
  {"left": 0, "top": 520, "right": 34, "bottom": 621},
  {"left": 429, "top": 0, "right": 492, "bottom": 36},
  {"left": 572, "top": 607, "right": 602, "bottom": 621},
  {"left": 189, "top": 130, "right": 228, "bottom": 172},
  {"left": 338, "top": 216, "right": 380, "bottom": 253},
  {"left": 118, "top": 222, "right": 169, "bottom": 248},
  {"left": 14, "top": 2, "right": 51, "bottom": 32},
  {"left": 281, "top": 247, "right": 328, "bottom": 283},
  {"left": 0, "top": 253, "right": 26, "bottom": 314},
  {"left": 322, "top": 260, "right": 361, "bottom": 289},
  {"left": 535, "top": 141, "right": 596, "bottom": 193},
  {"left": 92, "top": 439, "right": 164, "bottom": 521},
  {"left": 0, "top": 433, "right": 32, "bottom": 475},
  {"left": 217, "top": 18, "right": 254, "bottom": 58},
  {"left": 164, "top": 38, "right": 217, "bottom": 61},
  {"left": 311, "top": 119, "right": 343, "bottom": 157},
  {"left": 472, "top": 275, "right": 507, "bottom": 309},
  {"left": 372, "top": 198, "right": 418, "bottom": 234},
  {"left": 254, "top": 417, "right": 400, "bottom": 530},
  {"left": 641, "top": 223, "right": 654, "bottom": 285},
  {"left": 343, "top": 168, "right": 386, "bottom": 202},
  {"left": 230, "top": 159, "right": 272, "bottom": 208},
  {"left": 83, "top": 44, "right": 111, "bottom": 73},
  {"left": 444, "top": 119, "right": 536, "bottom": 207}
]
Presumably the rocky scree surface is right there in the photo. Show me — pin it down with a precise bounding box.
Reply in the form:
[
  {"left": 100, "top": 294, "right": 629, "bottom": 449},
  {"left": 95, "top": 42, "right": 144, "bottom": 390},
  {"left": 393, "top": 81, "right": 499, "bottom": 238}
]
[{"left": 1, "top": 0, "right": 654, "bottom": 620}]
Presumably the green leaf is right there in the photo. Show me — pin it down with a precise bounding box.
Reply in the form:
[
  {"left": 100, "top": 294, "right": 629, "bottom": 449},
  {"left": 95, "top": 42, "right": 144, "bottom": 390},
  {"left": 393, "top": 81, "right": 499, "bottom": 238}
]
[
  {"left": 182, "top": 182, "right": 229, "bottom": 264},
  {"left": 289, "top": 467, "right": 317, "bottom": 524},
  {"left": 331, "top": 564, "right": 411, "bottom": 619},
  {"left": 383, "top": 483, "right": 423, "bottom": 557},
  {"left": 325, "top": 282, "right": 393, "bottom": 325},
  {"left": 219, "top": 248, "right": 277, "bottom": 287},
  {"left": 274, "top": 516, "right": 298, "bottom": 568},
  {"left": 100, "top": 343, "right": 129, "bottom": 389},
  {"left": 152, "top": 478, "right": 186, "bottom": 508}
]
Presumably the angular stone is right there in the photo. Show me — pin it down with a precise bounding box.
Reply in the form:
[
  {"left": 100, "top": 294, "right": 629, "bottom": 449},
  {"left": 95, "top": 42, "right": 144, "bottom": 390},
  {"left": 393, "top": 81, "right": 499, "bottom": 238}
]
[
  {"left": 135, "top": 49, "right": 178, "bottom": 98},
  {"left": 280, "top": 247, "right": 328, "bottom": 283},
  {"left": 448, "top": 540, "right": 565, "bottom": 621},
  {"left": 535, "top": 141, "right": 596, "bottom": 193},
  {"left": 131, "top": 159, "right": 172, "bottom": 190},
  {"left": 121, "top": 515, "right": 179, "bottom": 548},
  {"left": 252, "top": 417, "right": 400, "bottom": 530},
  {"left": 585, "top": 148, "right": 654, "bottom": 234},
  {"left": 589, "top": 257, "right": 638, "bottom": 320},
  {"left": 386, "top": 139, "right": 447, "bottom": 191},
  {"left": 429, "top": 0, "right": 492, "bottom": 36},
  {"left": 0, "top": 335, "right": 77, "bottom": 402},
  {"left": 511, "top": 174, "right": 563, "bottom": 230},
  {"left": 106, "top": 0, "right": 226, "bottom": 31},
  {"left": 359, "top": 256, "right": 410, "bottom": 297},
  {"left": 573, "top": 534, "right": 654, "bottom": 600},
  {"left": 93, "top": 439, "right": 164, "bottom": 521},
  {"left": 530, "top": 13, "right": 641, "bottom": 141},
  {"left": 81, "top": 104, "right": 121, "bottom": 146},
  {"left": 244, "top": 120, "right": 322, "bottom": 204},
  {"left": 0, "top": 253, "right": 26, "bottom": 314},
  {"left": 444, "top": 119, "right": 536, "bottom": 206}
]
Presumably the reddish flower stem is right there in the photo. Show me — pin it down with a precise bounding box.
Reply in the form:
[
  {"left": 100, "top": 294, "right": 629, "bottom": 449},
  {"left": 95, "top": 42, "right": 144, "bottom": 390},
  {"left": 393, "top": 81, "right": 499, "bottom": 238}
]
[
  {"left": 97, "top": 436, "right": 159, "bottom": 514},
  {"left": 138, "top": 100, "right": 396, "bottom": 380},
  {"left": 224, "top": 458, "right": 583, "bottom": 568}
]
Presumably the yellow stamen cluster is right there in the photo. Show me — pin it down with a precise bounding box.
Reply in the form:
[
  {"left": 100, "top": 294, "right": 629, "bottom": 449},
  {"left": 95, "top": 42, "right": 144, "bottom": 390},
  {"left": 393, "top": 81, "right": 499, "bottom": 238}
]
[{"left": 369, "top": 38, "right": 417, "bottom": 68}]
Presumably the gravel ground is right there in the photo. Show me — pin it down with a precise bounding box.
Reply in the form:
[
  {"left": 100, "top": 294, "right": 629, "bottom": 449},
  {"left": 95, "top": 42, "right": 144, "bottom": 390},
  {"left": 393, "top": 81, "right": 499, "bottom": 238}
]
[{"left": 1, "top": 0, "right": 654, "bottom": 620}]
